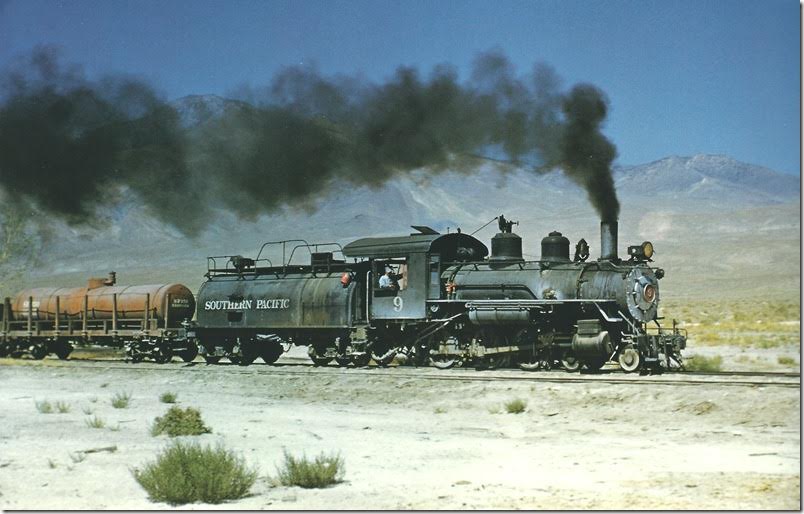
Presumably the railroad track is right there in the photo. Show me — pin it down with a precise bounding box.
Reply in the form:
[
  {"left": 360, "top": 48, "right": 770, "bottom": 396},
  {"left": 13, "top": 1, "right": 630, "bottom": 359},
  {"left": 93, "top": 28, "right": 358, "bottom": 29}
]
[{"left": 3, "top": 355, "right": 800, "bottom": 389}]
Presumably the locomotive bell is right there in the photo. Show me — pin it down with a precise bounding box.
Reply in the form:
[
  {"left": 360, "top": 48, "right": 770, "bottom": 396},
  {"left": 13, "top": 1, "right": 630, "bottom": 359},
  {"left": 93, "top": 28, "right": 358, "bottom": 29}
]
[
  {"left": 489, "top": 232, "right": 524, "bottom": 262},
  {"left": 540, "top": 231, "right": 570, "bottom": 262}
]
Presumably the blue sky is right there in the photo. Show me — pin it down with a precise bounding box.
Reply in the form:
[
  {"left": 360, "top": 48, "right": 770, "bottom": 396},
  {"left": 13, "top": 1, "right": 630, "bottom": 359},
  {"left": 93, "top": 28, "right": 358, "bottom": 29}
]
[{"left": 0, "top": 0, "right": 799, "bottom": 174}]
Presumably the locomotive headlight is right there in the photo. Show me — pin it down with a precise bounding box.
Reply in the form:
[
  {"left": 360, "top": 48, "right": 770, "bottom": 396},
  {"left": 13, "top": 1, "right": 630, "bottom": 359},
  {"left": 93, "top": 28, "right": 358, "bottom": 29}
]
[{"left": 627, "top": 241, "right": 654, "bottom": 261}]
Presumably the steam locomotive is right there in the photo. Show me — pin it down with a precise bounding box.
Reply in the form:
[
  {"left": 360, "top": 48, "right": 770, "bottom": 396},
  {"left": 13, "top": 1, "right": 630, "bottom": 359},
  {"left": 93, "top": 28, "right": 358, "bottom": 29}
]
[{"left": 0, "top": 216, "right": 686, "bottom": 373}]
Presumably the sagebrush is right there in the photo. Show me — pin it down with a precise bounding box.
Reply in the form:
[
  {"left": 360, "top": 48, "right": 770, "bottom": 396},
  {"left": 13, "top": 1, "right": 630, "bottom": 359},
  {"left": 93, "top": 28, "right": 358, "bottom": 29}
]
[
  {"left": 276, "top": 450, "right": 344, "bottom": 488},
  {"left": 151, "top": 406, "right": 211, "bottom": 437},
  {"left": 112, "top": 392, "right": 131, "bottom": 409},
  {"left": 133, "top": 441, "right": 257, "bottom": 505},
  {"left": 505, "top": 398, "right": 527, "bottom": 414},
  {"left": 683, "top": 355, "right": 723, "bottom": 372},
  {"left": 35, "top": 400, "right": 53, "bottom": 414}
]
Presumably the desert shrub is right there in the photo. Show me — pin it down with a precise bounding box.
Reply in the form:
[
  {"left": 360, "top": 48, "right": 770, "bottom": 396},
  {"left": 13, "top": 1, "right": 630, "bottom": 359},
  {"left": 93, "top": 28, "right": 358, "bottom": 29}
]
[
  {"left": 160, "top": 392, "right": 177, "bottom": 404},
  {"left": 111, "top": 392, "right": 131, "bottom": 409},
  {"left": 55, "top": 401, "right": 71, "bottom": 413},
  {"left": 276, "top": 450, "right": 344, "bottom": 488},
  {"left": 504, "top": 398, "right": 527, "bottom": 414},
  {"left": 152, "top": 406, "right": 211, "bottom": 437},
  {"left": 133, "top": 441, "right": 257, "bottom": 505},
  {"left": 35, "top": 400, "right": 53, "bottom": 414},
  {"left": 684, "top": 355, "right": 723, "bottom": 372},
  {"left": 778, "top": 356, "right": 796, "bottom": 366},
  {"left": 86, "top": 415, "right": 106, "bottom": 429}
]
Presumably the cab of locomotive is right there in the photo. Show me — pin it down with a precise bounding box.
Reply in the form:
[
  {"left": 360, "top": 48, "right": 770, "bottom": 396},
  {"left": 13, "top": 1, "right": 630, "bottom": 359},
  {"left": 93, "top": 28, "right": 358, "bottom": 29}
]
[{"left": 342, "top": 228, "right": 489, "bottom": 321}]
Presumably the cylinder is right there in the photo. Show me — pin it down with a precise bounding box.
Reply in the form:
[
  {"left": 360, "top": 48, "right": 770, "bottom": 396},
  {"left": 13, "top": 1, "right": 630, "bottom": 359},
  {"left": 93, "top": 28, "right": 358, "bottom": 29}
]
[
  {"left": 11, "top": 282, "right": 195, "bottom": 326},
  {"left": 600, "top": 220, "right": 618, "bottom": 261}
]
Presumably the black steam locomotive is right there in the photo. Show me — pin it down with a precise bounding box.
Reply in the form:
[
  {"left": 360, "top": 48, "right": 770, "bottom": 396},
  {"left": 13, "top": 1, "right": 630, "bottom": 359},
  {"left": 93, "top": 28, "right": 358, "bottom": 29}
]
[{"left": 190, "top": 216, "right": 686, "bottom": 372}]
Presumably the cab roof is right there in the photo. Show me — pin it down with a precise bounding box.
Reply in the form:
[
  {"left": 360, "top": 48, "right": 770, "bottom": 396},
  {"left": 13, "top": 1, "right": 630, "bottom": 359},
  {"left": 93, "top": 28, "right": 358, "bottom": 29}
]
[{"left": 343, "top": 232, "right": 489, "bottom": 261}]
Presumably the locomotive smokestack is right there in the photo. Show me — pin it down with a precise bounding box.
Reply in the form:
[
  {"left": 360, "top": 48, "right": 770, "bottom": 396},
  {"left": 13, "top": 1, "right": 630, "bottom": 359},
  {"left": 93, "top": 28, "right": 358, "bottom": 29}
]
[{"left": 600, "top": 220, "right": 618, "bottom": 261}]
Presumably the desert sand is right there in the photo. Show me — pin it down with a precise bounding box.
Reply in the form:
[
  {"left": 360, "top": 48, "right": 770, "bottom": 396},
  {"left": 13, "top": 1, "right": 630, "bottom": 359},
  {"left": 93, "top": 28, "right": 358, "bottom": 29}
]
[{"left": 0, "top": 348, "right": 799, "bottom": 510}]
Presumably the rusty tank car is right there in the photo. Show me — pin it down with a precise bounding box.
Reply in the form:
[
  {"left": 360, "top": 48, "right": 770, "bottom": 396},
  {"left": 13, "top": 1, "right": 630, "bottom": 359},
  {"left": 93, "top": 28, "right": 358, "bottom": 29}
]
[{"left": 0, "top": 273, "right": 196, "bottom": 362}]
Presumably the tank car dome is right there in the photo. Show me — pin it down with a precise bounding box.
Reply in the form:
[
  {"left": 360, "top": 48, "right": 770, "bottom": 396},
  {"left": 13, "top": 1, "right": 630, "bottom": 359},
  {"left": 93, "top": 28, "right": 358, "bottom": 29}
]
[{"left": 540, "top": 231, "right": 570, "bottom": 262}]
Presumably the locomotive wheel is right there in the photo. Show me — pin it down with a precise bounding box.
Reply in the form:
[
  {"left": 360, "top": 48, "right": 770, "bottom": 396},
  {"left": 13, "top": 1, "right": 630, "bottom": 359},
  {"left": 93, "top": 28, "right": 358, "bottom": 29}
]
[
  {"left": 430, "top": 355, "right": 458, "bottom": 369},
  {"left": 474, "top": 354, "right": 509, "bottom": 371},
  {"left": 370, "top": 348, "right": 397, "bottom": 367},
  {"left": 335, "top": 356, "right": 351, "bottom": 367},
  {"left": 0, "top": 343, "right": 10, "bottom": 358},
  {"left": 180, "top": 344, "right": 199, "bottom": 363},
  {"left": 582, "top": 359, "right": 606, "bottom": 372},
  {"left": 29, "top": 343, "right": 48, "bottom": 360},
  {"left": 519, "top": 360, "right": 540, "bottom": 371},
  {"left": 260, "top": 343, "right": 283, "bottom": 365},
  {"left": 352, "top": 353, "right": 371, "bottom": 367},
  {"left": 618, "top": 347, "right": 641, "bottom": 373},
  {"left": 238, "top": 354, "right": 256, "bottom": 366},
  {"left": 54, "top": 342, "right": 73, "bottom": 360},
  {"left": 308, "top": 346, "right": 332, "bottom": 366},
  {"left": 204, "top": 356, "right": 221, "bottom": 364},
  {"left": 153, "top": 345, "right": 173, "bottom": 364},
  {"left": 561, "top": 353, "right": 581, "bottom": 372}
]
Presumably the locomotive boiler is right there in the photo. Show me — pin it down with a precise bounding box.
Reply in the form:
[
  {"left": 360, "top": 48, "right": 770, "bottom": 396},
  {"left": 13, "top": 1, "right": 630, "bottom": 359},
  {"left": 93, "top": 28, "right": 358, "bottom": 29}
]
[{"left": 427, "top": 218, "right": 684, "bottom": 371}]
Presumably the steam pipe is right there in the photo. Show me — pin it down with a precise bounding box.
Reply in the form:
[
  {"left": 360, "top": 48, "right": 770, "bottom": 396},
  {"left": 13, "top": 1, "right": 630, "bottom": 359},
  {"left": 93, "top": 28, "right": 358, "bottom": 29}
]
[{"left": 600, "top": 220, "right": 618, "bottom": 261}]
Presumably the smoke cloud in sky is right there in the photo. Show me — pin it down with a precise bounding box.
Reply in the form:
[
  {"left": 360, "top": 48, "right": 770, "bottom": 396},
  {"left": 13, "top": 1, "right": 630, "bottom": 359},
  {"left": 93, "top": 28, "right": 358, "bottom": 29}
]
[{"left": 0, "top": 46, "right": 620, "bottom": 236}]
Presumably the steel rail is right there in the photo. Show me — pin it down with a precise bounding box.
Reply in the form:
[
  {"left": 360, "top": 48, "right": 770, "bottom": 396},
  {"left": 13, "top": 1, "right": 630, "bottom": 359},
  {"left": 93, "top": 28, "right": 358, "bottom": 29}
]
[{"left": 4, "top": 358, "right": 799, "bottom": 389}]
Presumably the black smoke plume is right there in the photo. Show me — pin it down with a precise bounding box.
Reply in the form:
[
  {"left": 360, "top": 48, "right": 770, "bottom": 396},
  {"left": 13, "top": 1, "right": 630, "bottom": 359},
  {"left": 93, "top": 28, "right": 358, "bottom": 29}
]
[{"left": 0, "top": 47, "right": 619, "bottom": 235}]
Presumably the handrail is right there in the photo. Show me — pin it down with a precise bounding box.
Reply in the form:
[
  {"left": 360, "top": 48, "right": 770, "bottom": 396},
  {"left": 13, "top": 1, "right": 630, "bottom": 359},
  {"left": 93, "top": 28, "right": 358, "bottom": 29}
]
[
  {"left": 285, "top": 242, "right": 345, "bottom": 270},
  {"left": 255, "top": 240, "right": 310, "bottom": 265}
]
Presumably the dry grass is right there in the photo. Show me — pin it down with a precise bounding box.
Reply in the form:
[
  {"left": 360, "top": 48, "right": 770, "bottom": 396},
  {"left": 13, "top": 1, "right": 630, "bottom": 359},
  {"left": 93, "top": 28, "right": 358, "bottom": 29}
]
[
  {"left": 35, "top": 400, "right": 53, "bottom": 414},
  {"left": 111, "top": 392, "right": 131, "bottom": 409},
  {"left": 85, "top": 415, "right": 106, "bottom": 429},
  {"left": 159, "top": 392, "right": 177, "bottom": 404},
  {"left": 275, "top": 450, "right": 344, "bottom": 488},
  {"left": 662, "top": 298, "right": 800, "bottom": 349},
  {"left": 151, "top": 406, "right": 211, "bottom": 437},
  {"left": 777, "top": 356, "right": 796, "bottom": 366},
  {"left": 504, "top": 398, "right": 527, "bottom": 414},
  {"left": 133, "top": 441, "right": 257, "bottom": 505},
  {"left": 683, "top": 355, "right": 723, "bottom": 372}
]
